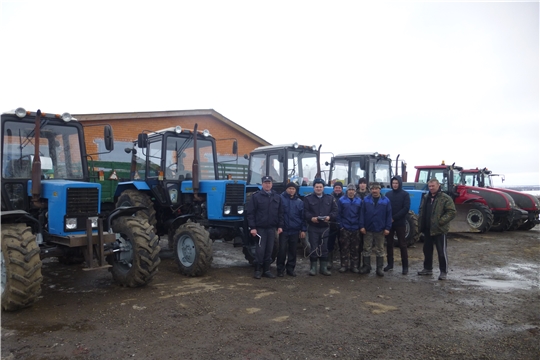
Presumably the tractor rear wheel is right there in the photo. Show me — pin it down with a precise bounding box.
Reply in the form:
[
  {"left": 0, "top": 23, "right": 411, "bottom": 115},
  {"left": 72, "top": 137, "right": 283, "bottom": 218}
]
[
  {"left": 116, "top": 190, "right": 157, "bottom": 230},
  {"left": 107, "top": 216, "right": 161, "bottom": 287},
  {"left": 1, "top": 224, "right": 42, "bottom": 311},
  {"left": 171, "top": 222, "right": 213, "bottom": 276},
  {"left": 518, "top": 220, "right": 538, "bottom": 231},
  {"left": 394, "top": 211, "right": 419, "bottom": 247},
  {"left": 466, "top": 203, "right": 494, "bottom": 233}
]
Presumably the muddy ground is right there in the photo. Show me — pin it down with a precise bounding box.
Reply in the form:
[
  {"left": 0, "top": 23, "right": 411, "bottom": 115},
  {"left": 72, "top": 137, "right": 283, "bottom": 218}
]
[{"left": 1, "top": 228, "right": 539, "bottom": 360}]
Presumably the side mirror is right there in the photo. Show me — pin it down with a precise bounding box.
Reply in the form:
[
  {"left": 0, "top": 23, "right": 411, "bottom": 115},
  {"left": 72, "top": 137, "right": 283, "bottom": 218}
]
[
  {"left": 137, "top": 133, "right": 148, "bottom": 148},
  {"left": 104, "top": 125, "right": 114, "bottom": 151},
  {"left": 243, "top": 154, "right": 249, "bottom": 160},
  {"left": 232, "top": 140, "right": 238, "bottom": 155}
]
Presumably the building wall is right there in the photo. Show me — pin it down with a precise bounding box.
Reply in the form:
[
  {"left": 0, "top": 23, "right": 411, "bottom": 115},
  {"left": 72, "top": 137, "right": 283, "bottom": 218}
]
[{"left": 78, "top": 113, "right": 266, "bottom": 160}]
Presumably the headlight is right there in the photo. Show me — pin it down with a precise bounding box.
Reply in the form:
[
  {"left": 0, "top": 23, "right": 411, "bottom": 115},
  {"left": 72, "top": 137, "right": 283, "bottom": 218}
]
[
  {"left": 237, "top": 206, "right": 244, "bottom": 215},
  {"left": 293, "top": 142, "right": 299, "bottom": 149},
  {"left": 175, "top": 126, "right": 182, "bottom": 134},
  {"left": 311, "top": 145, "right": 317, "bottom": 151},
  {"left": 89, "top": 217, "right": 98, "bottom": 228},
  {"left": 224, "top": 206, "right": 231, "bottom": 215},
  {"left": 15, "top": 107, "right": 27, "bottom": 118},
  {"left": 202, "top": 129, "right": 210, "bottom": 137},
  {"left": 66, "top": 218, "right": 77, "bottom": 230},
  {"left": 61, "top": 112, "right": 73, "bottom": 122}
]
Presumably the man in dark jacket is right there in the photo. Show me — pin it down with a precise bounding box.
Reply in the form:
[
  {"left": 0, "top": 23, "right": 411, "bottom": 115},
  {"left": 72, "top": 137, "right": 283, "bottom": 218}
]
[
  {"left": 417, "top": 178, "right": 456, "bottom": 280},
  {"left": 246, "top": 175, "right": 284, "bottom": 279},
  {"left": 359, "top": 182, "right": 392, "bottom": 277},
  {"left": 327, "top": 181, "right": 344, "bottom": 270},
  {"left": 384, "top": 176, "right": 411, "bottom": 275},
  {"left": 277, "top": 182, "right": 306, "bottom": 277},
  {"left": 304, "top": 178, "right": 338, "bottom": 276},
  {"left": 356, "top": 177, "right": 369, "bottom": 199}
]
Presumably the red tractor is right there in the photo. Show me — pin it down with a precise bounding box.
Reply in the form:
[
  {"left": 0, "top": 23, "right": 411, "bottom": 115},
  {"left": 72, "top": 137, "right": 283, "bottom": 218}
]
[
  {"left": 412, "top": 163, "right": 527, "bottom": 232},
  {"left": 460, "top": 168, "right": 538, "bottom": 230}
]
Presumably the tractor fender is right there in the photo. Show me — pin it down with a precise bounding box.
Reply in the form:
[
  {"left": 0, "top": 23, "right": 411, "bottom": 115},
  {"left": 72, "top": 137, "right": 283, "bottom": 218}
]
[
  {"left": 114, "top": 181, "right": 151, "bottom": 198},
  {"left": 461, "top": 197, "right": 484, "bottom": 204},
  {"left": 106, "top": 206, "right": 148, "bottom": 230},
  {"left": 166, "top": 214, "right": 195, "bottom": 231},
  {"left": 1, "top": 210, "right": 40, "bottom": 231}
]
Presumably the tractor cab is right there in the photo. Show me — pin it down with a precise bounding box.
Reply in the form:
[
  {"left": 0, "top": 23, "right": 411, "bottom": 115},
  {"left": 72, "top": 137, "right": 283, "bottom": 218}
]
[
  {"left": 245, "top": 143, "right": 331, "bottom": 197},
  {"left": 327, "top": 152, "right": 394, "bottom": 188}
]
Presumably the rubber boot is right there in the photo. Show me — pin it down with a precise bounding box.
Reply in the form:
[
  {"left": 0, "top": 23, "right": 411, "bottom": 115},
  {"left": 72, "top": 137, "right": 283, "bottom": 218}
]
[
  {"left": 309, "top": 260, "right": 318, "bottom": 276},
  {"left": 376, "top": 257, "right": 384, "bottom": 277},
  {"left": 402, "top": 258, "right": 409, "bottom": 275},
  {"left": 254, "top": 264, "right": 262, "bottom": 279},
  {"left": 359, "top": 256, "right": 371, "bottom": 274},
  {"left": 319, "top": 259, "right": 331, "bottom": 276},
  {"left": 384, "top": 257, "right": 394, "bottom": 272},
  {"left": 262, "top": 262, "right": 276, "bottom": 279},
  {"left": 327, "top": 251, "right": 334, "bottom": 270}
]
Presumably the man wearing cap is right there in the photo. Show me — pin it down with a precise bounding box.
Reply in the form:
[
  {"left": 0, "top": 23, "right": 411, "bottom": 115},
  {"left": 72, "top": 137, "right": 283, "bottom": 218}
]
[
  {"left": 417, "top": 178, "right": 456, "bottom": 280},
  {"left": 303, "top": 178, "right": 338, "bottom": 276},
  {"left": 356, "top": 177, "right": 369, "bottom": 200},
  {"left": 337, "top": 183, "right": 362, "bottom": 273},
  {"left": 246, "top": 175, "right": 284, "bottom": 279},
  {"left": 327, "top": 181, "right": 344, "bottom": 270},
  {"left": 276, "top": 182, "right": 306, "bottom": 277},
  {"left": 359, "top": 182, "right": 392, "bottom": 277}
]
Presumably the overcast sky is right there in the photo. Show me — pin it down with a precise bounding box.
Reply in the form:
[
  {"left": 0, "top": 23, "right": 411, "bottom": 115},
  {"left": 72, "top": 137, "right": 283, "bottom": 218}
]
[{"left": 1, "top": 1, "right": 538, "bottom": 186}]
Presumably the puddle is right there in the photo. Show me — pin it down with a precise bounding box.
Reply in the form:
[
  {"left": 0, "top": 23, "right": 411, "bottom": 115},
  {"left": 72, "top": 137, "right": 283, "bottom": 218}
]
[{"left": 457, "top": 262, "right": 539, "bottom": 291}]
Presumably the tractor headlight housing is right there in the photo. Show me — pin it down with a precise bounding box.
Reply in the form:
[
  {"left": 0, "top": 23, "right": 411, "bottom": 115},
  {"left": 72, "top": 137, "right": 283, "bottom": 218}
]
[
  {"left": 224, "top": 205, "right": 231, "bottom": 215},
  {"left": 65, "top": 218, "right": 77, "bottom": 230},
  {"left": 237, "top": 205, "right": 244, "bottom": 215}
]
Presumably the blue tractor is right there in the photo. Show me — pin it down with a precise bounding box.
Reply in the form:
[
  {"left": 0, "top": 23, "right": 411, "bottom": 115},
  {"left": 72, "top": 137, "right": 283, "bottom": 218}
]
[
  {"left": 113, "top": 125, "right": 246, "bottom": 276},
  {"left": 326, "top": 152, "right": 422, "bottom": 246},
  {"left": 1, "top": 108, "right": 160, "bottom": 311}
]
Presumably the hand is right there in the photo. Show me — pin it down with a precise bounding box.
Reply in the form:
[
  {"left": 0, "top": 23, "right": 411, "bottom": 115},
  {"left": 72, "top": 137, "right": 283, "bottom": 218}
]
[
  {"left": 299, "top": 231, "right": 306, "bottom": 239},
  {"left": 277, "top": 228, "right": 283, "bottom": 234},
  {"left": 360, "top": 228, "right": 366, "bottom": 235},
  {"left": 383, "top": 230, "right": 390, "bottom": 236},
  {"left": 250, "top": 229, "right": 257, "bottom": 236},
  {"left": 312, "top": 217, "right": 318, "bottom": 223},
  {"left": 324, "top": 216, "right": 330, "bottom": 222}
]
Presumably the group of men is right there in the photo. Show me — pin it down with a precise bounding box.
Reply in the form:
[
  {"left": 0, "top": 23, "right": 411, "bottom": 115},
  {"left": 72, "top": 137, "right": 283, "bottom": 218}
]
[{"left": 245, "top": 175, "right": 456, "bottom": 281}]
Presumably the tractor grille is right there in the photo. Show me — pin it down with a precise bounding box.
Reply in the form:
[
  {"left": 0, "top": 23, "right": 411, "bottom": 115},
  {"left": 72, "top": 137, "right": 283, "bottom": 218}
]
[
  {"left": 66, "top": 188, "right": 99, "bottom": 216},
  {"left": 225, "top": 183, "right": 245, "bottom": 205}
]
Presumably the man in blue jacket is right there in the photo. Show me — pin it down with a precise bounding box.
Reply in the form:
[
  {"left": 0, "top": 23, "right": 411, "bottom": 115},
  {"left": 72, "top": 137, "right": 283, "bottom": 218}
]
[
  {"left": 337, "top": 183, "right": 362, "bottom": 273},
  {"left": 277, "top": 182, "right": 306, "bottom": 277},
  {"left": 384, "top": 176, "right": 411, "bottom": 275},
  {"left": 359, "top": 182, "right": 392, "bottom": 277},
  {"left": 246, "top": 175, "right": 284, "bottom": 279}
]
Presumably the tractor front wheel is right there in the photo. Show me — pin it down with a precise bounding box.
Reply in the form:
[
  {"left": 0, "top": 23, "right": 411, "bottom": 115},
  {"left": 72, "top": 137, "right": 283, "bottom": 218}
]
[
  {"left": 116, "top": 190, "right": 157, "bottom": 231},
  {"left": 466, "top": 203, "right": 494, "bottom": 233},
  {"left": 107, "top": 216, "right": 161, "bottom": 287},
  {"left": 1, "top": 224, "right": 42, "bottom": 311},
  {"left": 171, "top": 222, "right": 213, "bottom": 276}
]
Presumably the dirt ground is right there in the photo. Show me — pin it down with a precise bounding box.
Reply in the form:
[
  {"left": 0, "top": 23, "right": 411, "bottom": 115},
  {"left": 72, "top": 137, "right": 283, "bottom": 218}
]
[{"left": 1, "top": 228, "right": 539, "bottom": 360}]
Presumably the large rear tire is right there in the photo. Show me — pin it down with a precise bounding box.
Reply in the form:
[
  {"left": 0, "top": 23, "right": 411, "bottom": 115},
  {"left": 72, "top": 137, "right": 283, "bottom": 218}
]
[
  {"left": 394, "top": 211, "right": 419, "bottom": 247},
  {"left": 172, "top": 222, "right": 213, "bottom": 276},
  {"left": 1, "top": 224, "right": 42, "bottom": 311},
  {"left": 107, "top": 216, "right": 161, "bottom": 287},
  {"left": 116, "top": 190, "right": 157, "bottom": 230},
  {"left": 467, "top": 203, "right": 494, "bottom": 233}
]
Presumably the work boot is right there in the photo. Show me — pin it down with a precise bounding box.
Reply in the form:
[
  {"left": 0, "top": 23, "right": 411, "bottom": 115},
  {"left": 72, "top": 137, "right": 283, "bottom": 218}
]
[
  {"left": 262, "top": 262, "right": 276, "bottom": 279},
  {"left": 327, "top": 251, "right": 334, "bottom": 270},
  {"left": 438, "top": 272, "right": 447, "bottom": 280},
  {"left": 319, "top": 259, "right": 331, "bottom": 276},
  {"left": 359, "top": 256, "right": 371, "bottom": 274},
  {"left": 384, "top": 257, "right": 394, "bottom": 272},
  {"left": 253, "top": 264, "right": 262, "bottom": 279},
  {"left": 351, "top": 267, "right": 360, "bottom": 274},
  {"left": 286, "top": 269, "right": 297, "bottom": 277},
  {"left": 402, "top": 259, "right": 409, "bottom": 275},
  {"left": 277, "top": 270, "right": 284, "bottom": 277},
  {"left": 309, "top": 261, "right": 318, "bottom": 276},
  {"left": 376, "top": 257, "right": 384, "bottom": 277},
  {"left": 417, "top": 269, "right": 433, "bottom": 276},
  {"left": 338, "top": 266, "right": 348, "bottom": 273}
]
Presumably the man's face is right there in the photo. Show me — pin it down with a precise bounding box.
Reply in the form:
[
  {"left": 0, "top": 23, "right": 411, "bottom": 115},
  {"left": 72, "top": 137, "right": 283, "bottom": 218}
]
[
  {"left": 392, "top": 179, "right": 399, "bottom": 190},
  {"left": 262, "top": 181, "right": 273, "bottom": 191},
  {"left": 313, "top": 183, "right": 324, "bottom": 195},
  {"left": 347, "top": 189, "right": 356, "bottom": 198},
  {"left": 428, "top": 181, "right": 440, "bottom": 195},
  {"left": 371, "top": 186, "right": 381, "bottom": 198},
  {"left": 333, "top": 186, "right": 342, "bottom": 195},
  {"left": 359, "top": 183, "right": 367, "bottom": 191},
  {"left": 286, "top": 186, "right": 296, "bottom": 196}
]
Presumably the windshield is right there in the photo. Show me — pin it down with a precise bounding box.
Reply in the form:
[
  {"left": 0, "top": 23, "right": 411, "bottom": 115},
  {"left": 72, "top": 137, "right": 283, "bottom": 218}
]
[
  {"left": 288, "top": 150, "right": 318, "bottom": 185},
  {"left": 164, "top": 136, "right": 217, "bottom": 180},
  {"left": 2, "top": 120, "right": 84, "bottom": 180}
]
